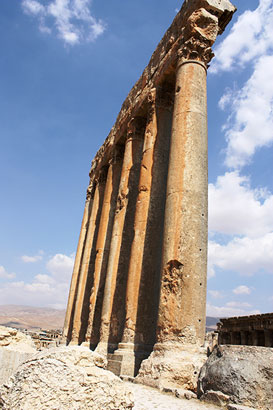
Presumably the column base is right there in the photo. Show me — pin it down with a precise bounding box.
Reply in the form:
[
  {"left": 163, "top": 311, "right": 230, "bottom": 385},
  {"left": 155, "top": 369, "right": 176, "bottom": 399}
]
[
  {"left": 106, "top": 342, "right": 151, "bottom": 377},
  {"left": 135, "top": 342, "right": 207, "bottom": 392}
]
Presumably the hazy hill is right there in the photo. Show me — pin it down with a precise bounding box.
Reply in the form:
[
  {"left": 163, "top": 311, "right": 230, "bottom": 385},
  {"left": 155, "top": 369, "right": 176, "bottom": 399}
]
[
  {"left": 0, "top": 305, "right": 220, "bottom": 333},
  {"left": 0, "top": 305, "right": 65, "bottom": 330}
]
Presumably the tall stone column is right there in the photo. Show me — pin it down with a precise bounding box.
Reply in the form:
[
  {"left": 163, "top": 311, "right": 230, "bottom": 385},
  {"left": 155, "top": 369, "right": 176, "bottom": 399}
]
[
  {"left": 157, "top": 56, "right": 208, "bottom": 347},
  {"left": 62, "top": 179, "right": 95, "bottom": 343},
  {"left": 70, "top": 170, "right": 106, "bottom": 345},
  {"left": 83, "top": 153, "right": 123, "bottom": 347},
  {"left": 108, "top": 92, "right": 157, "bottom": 376},
  {"left": 96, "top": 118, "right": 145, "bottom": 354}
]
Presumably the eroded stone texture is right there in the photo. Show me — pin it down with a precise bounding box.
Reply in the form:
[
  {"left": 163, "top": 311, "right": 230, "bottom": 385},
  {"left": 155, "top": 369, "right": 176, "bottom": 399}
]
[
  {"left": 63, "top": 0, "right": 236, "bottom": 387},
  {"left": 198, "top": 345, "right": 273, "bottom": 410},
  {"left": 0, "top": 346, "right": 134, "bottom": 410}
]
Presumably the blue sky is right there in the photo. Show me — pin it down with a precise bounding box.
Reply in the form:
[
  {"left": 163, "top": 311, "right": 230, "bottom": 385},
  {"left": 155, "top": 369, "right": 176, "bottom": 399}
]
[{"left": 0, "top": 0, "right": 272, "bottom": 317}]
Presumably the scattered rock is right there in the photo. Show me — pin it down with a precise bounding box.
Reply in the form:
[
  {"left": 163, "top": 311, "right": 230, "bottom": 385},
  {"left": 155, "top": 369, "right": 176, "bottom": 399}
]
[
  {"left": 135, "top": 343, "right": 207, "bottom": 392},
  {"left": 198, "top": 345, "right": 273, "bottom": 410},
  {"left": 200, "top": 390, "right": 230, "bottom": 407},
  {"left": 0, "top": 326, "right": 36, "bottom": 385},
  {"left": 0, "top": 346, "right": 134, "bottom": 410},
  {"left": 227, "top": 405, "right": 258, "bottom": 410}
]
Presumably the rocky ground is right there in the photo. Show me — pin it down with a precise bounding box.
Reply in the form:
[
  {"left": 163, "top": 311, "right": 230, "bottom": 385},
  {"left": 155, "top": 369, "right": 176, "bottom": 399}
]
[{"left": 127, "top": 382, "right": 220, "bottom": 410}]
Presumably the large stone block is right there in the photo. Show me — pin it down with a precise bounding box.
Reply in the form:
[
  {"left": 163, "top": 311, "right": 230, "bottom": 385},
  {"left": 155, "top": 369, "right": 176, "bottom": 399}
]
[
  {"left": 0, "top": 346, "right": 134, "bottom": 410},
  {"left": 0, "top": 326, "right": 36, "bottom": 385},
  {"left": 198, "top": 345, "right": 273, "bottom": 410}
]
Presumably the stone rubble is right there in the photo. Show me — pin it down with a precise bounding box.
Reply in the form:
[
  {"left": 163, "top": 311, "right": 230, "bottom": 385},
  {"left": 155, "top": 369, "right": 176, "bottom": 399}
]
[
  {"left": 0, "top": 345, "right": 134, "bottom": 410},
  {"left": 0, "top": 326, "right": 36, "bottom": 385}
]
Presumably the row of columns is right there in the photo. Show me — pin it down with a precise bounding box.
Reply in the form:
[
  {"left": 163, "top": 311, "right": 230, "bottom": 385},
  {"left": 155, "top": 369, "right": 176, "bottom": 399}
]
[
  {"left": 220, "top": 330, "right": 273, "bottom": 347},
  {"left": 63, "top": 57, "right": 209, "bottom": 376}
]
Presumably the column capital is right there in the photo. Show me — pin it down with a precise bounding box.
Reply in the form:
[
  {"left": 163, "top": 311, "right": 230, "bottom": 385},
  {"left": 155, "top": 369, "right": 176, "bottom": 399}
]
[{"left": 178, "top": 6, "right": 222, "bottom": 67}]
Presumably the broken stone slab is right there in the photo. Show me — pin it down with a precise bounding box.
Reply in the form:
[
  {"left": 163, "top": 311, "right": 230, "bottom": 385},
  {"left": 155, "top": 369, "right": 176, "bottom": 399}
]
[
  {"left": 135, "top": 343, "right": 207, "bottom": 392},
  {"left": 0, "top": 326, "right": 37, "bottom": 386},
  {"left": 200, "top": 390, "right": 230, "bottom": 407},
  {"left": 0, "top": 345, "right": 134, "bottom": 410},
  {"left": 198, "top": 345, "right": 273, "bottom": 410}
]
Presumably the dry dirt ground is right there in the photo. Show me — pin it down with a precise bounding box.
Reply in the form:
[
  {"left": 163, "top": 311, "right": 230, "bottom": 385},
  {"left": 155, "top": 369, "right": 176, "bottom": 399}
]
[{"left": 126, "top": 382, "right": 219, "bottom": 410}]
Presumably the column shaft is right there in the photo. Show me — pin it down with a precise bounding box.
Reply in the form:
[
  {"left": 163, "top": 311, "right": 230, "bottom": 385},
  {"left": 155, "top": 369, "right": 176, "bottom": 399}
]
[
  {"left": 84, "top": 158, "right": 122, "bottom": 345},
  {"left": 157, "top": 60, "right": 208, "bottom": 345},
  {"left": 122, "top": 94, "right": 157, "bottom": 344},
  {"left": 96, "top": 122, "right": 144, "bottom": 353},
  {"left": 62, "top": 182, "right": 94, "bottom": 343},
  {"left": 70, "top": 179, "right": 103, "bottom": 344}
]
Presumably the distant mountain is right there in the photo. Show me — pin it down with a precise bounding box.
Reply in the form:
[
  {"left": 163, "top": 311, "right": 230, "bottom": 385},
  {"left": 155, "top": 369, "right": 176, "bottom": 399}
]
[
  {"left": 206, "top": 316, "right": 220, "bottom": 331},
  {"left": 0, "top": 305, "right": 65, "bottom": 330},
  {"left": 0, "top": 305, "right": 220, "bottom": 333}
]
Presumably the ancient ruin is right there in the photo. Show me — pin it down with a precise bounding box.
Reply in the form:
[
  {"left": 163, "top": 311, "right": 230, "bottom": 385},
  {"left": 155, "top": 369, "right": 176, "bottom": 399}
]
[
  {"left": 218, "top": 313, "right": 273, "bottom": 347},
  {"left": 63, "top": 0, "right": 236, "bottom": 381}
]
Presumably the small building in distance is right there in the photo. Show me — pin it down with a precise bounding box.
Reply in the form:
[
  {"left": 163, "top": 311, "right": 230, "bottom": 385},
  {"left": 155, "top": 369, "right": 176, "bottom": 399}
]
[{"left": 217, "top": 313, "right": 273, "bottom": 347}]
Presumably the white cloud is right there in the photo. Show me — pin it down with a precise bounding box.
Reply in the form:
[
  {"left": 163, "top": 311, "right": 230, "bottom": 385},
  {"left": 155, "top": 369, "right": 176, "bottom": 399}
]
[
  {"left": 22, "top": 0, "right": 45, "bottom": 15},
  {"left": 0, "top": 253, "right": 74, "bottom": 308},
  {"left": 209, "top": 172, "right": 273, "bottom": 238},
  {"left": 21, "top": 251, "right": 44, "bottom": 263},
  {"left": 206, "top": 302, "right": 260, "bottom": 318},
  {"left": 233, "top": 285, "right": 251, "bottom": 295},
  {"left": 208, "top": 290, "right": 223, "bottom": 299},
  {"left": 226, "top": 301, "right": 252, "bottom": 308},
  {"left": 208, "top": 233, "right": 273, "bottom": 278},
  {"left": 46, "top": 253, "right": 74, "bottom": 282},
  {"left": 210, "top": 1, "right": 273, "bottom": 168},
  {"left": 211, "top": 0, "right": 273, "bottom": 73},
  {"left": 221, "top": 56, "right": 273, "bottom": 168},
  {"left": 22, "top": 0, "right": 105, "bottom": 45},
  {"left": 0, "top": 266, "right": 16, "bottom": 280}
]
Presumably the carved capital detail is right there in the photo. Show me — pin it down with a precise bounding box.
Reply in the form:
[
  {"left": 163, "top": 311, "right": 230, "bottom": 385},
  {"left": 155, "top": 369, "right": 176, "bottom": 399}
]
[{"left": 179, "top": 7, "right": 220, "bottom": 66}]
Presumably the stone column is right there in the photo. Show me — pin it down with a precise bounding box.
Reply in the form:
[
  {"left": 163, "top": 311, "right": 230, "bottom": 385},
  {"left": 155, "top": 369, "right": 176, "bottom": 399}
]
[
  {"left": 157, "top": 57, "right": 208, "bottom": 347},
  {"left": 83, "top": 153, "right": 123, "bottom": 347},
  {"left": 240, "top": 331, "right": 246, "bottom": 345},
  {"left": 264, "top": 330, "right": 272, "bottom": 347},
  {"left": 96, "top": 118, "right": 145, "bottom": 354},
  {"left": 70, "top": 170, "right": 106, "bottom": 345},
  {"left": 109, "top": 92, "right": 157, "bottom": 376},
  {"left": 62, "top": 179, "right": 95, "bottom": 343}
]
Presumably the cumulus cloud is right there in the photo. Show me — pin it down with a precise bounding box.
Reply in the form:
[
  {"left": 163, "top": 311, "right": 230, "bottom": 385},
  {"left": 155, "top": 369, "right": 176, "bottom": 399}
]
[
  {"left": 211, "top": 0, "right": 273, "bottom": 73},
  {"left": 209, "top": 172, "right": 273, "bottom": 238},
  {"left": 46, "top": 253, "right": 75, "bottom": 282},
  {"left": 0, "top": 253, "right": 74, "bottom": 308},
  {"left": 233, "top": 285, "right": 251, "bottom": 295},
  {"left": 221, "top": 56, "right": 273, "bottom": 168},
  {"left": 210, "top": 0, "right": 273, "bottom": 168},
  {"left": 206, "top": 302, "right": 260, "bottom": 318},
  {"left": 0, "top": 266, "right": 16, "bottom": 280},
  {"left": 22, "top": 0, "right": 105, "bottom": 45},
  {"left": 208, "top": 233, "right": 273, "bottom": 278},
  {"left": 208, "top": 290, "right": 223, "bottom": 299},
  {"left": 21, "top": 251, "right": 44, "bottom": 263}
]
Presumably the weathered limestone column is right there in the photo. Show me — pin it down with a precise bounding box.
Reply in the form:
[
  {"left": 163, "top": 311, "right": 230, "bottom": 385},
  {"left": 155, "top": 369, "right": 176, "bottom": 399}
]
[
  {"left": 109, "top": 92, "right": 157, "bottom": 376},
  {"left": 83, "top": 153, "right": 123, "bottom": 346},
  {"left": 264, "top": 330, "right": 272, "bottom": 347},
  {"left": 70, "top": 170, "right": 106, "bottom": 345},
  {"left": 156, "top": 57, "right": 208, "bottom": 347},
  {"left": 96, "top": 118, "right": 145, "bottom": 354},
  {"left": 62, "top": 179, "right": 95, "bottom": 343},
  {"left": 240, "top": 331, "right": 246, "bottom": 345}
]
